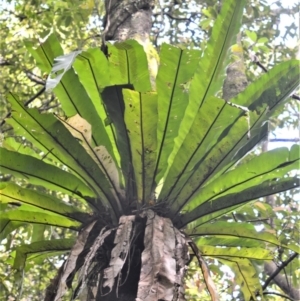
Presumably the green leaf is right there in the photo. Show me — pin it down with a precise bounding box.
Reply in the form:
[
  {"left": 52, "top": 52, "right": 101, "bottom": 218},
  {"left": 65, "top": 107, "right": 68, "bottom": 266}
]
[
  {"left": 107, "top": 40, "right": 151, "bottom": 92},
  {"left": 0, "top": 148, "right": 94, "bottom": 203},
  {"left": 161, "top": 59, "right": 300, "bottom": 214},
  {"left": 175, "top": 0, "right": 246, "bottom": 149},
  {"left": 157, "top": 0, "right": 246, "bottom": 197},
  {"left": 160, "top": 97, "right": 249, "bottom": 202},
  {"left": 2, "top": 137, "right": 43, "bottom": 160},
  {"left": 24, "top": 251, "right": 66, "bottom": 271},
  {"left": 59, "top": 114, "right": 125, "bottom": 202},
  {"left": 52, "top": 63, "right": 116, "bottom": 160},
  {"left": 236, "top": 60, "right": 299, "bottom": 109},
  {"left": 101, "top": 85, "right": 133, "bottom": 197},
  {"left": 0, "top": 183, "right": 91, "bottom": 222},
  {"left": 4, "top": 94, "right": 122, "bottom": 219},
  {"left": 184, "top": 146, "right": 299, "bottom": 213},
  {"left": 218, "top": 122, "right": 269, "bottom": 173},
  {"left": 74, "top": 48, "right": 110, "bottom": 89},
  {"left": 0, "top": 210, "right": 81, "bottom": 231},
  {"left": 245, "top": 30, "right": 257, "bottom": 43},
  {"left": 88, "top": 41, "right": 155, "bottom": 192},
  {"left": 283, "top": 242, "right": 300, "bottom": 254},
  {"left": 28, "top": 34, "right": 120, "bottom": 180},
  {"left": 31, "top": 224, "right": 48, "bottom": 243},
  {"left": 26, "top": 34, "right": 76, "bottom": 116},
  {"left": 12, "top": 239, "right": 74, "bottom": 275},
  {"left": 25, "top": 34, "right": 63, "bottom": 74},
  {"left": 218, "top": 258, "right": 262, "bottom": 300},
  {"left": 180, "top": 176, "right": 299, "bottom": 227},
  {"left": 195, "top": 236, "right": 262, "bottom": 248},
  {"left": 190, "top": 221, "right": 280, "bottom": 247},
  {"left": 0, "top": 221, "right": 25, "bottom": 242},
  {"left": 257, "top": 37, "right": 268, "bottom": 44},
  {"left": 123, "top": 89, "right": 158, "bottom": 203},
  {"left": 198, "top": 60, "right": 300, "bottom": 186},
  {"left": 73, "top": 49, "right": 120, "bottom": 170},
  {"left": 153, "top": 44, "right": 201, "bottom": 184},
  {"left": 200, "top": 245, "right": 272, "bottom": 260}
]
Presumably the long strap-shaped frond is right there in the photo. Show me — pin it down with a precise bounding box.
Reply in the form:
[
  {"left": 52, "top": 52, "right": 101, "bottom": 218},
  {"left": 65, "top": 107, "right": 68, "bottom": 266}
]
[
  {"left": 124, "top": 89, "right": 158, "bottom": 203},
  {"left": 155, "top": 0, "right": 246, "bottom": 190},
  {"left": 176, "top": 146, "right": 299, "bottom": 227},
  {"left": 4, "top": 94, "right": 122, "bottom": 219},
  {"left": 153, "top": 44, "right": 201, "bottom": 185},
  {"left": 0, "top": 183, "right": 91, "bottom": 221},
  {"left": 160, "top": 60, "right": 299, "bottom": 216},
  {"left": 27, "top": 35, "right": 153, "bottom": 204}
]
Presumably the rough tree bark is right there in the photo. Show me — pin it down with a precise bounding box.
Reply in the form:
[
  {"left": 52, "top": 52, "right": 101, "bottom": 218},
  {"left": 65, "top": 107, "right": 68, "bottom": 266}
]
[{"left": 103, "top": 0, "right": 154, "bottom": 43}]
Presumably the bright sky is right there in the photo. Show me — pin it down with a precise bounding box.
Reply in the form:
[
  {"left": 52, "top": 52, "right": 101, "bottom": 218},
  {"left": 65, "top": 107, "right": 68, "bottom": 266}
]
[
  {"left": 270, "top": 0, "right": 299, "bottom": 48},
  {"left": 267, "top": 0, "right": 299, "bottom": 150}
]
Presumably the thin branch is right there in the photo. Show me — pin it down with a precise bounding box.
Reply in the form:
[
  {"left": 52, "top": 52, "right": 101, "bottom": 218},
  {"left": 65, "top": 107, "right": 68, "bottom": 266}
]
[
  {"left": 39, "top": 103, "right": 60, "bottom": 112},
  {"left": 164, "top": 12, "right": 198, "bottom": 24},
  {"left": 24, "top": 87, "right": 46, "bottom": 106},
  {"left": 263, "top": 291, "right": 297, "bottom": 301},
  {"left": 24, "top": 70, "right": 45, "bottom": 85},
  {"left": 188, "top": 238, "right": 218, "bottom": 300},
  {"left": 0, "top": 110, "right": 8, "bottom": 123},
  {"left": 38, "top": 95, "right": 57, "bottom": 111},
  {"left": 3, "top": 8, "right": 50, "bottom": 21},
  {"left": 254, "top": 60, "right": 268, "bottom": 73},
  {"left": 0, "top": 59, "right": 11, "bottom": 66},
  {"left": 242, "top": 218, "right": 270, "bottom": 223},
  {"left": 291, "top": 94, "right": 300, "bottom": 101},
  {"left": 251, "top": 54, "right": 300, "bottom": 101},
  {"left": 262, "top": 252, "right": 299, "bottom": 290}
]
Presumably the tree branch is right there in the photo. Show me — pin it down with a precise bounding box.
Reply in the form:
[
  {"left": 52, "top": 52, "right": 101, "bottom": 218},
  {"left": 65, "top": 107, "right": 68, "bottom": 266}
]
[
  {"left": 263, "top": 291, "right": 297, "bottom": 301},
  {"left": 263, "top": 253, "right": 300, "bottom": 300},
  {"left": 0, "top": 59, "right": 11, "bottom": 66},
  {"left": 251, "top": 54, "right": 300, "bottom": 101},
  {"left": 24, "top": 70, "right": 45, "bottom": 85},
  {"left": 24, "top": 87, "right": 46, "bottom": 106},
  {"left": 164, "top": 12, "right": 198, "bottom": 24}
]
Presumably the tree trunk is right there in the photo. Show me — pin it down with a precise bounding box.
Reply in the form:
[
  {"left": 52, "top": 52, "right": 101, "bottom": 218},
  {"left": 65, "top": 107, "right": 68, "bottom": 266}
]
[
  {"left": 82, "top": 211, "right": 189, "bottom": 301},
  {"left": 103, "top": 0, "right": 154, "bottom": 43},
  {"left": 46, "top": 211, "right": 189, "bottom": 301},
  {"left": 84, "top": 216, "right": 146, "bottom": 301}
]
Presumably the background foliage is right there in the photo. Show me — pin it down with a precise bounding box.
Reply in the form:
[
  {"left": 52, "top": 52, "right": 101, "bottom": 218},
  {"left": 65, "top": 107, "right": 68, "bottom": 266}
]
[{"left": 0, "top": 0, "right": 299, "bottom": 300}]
